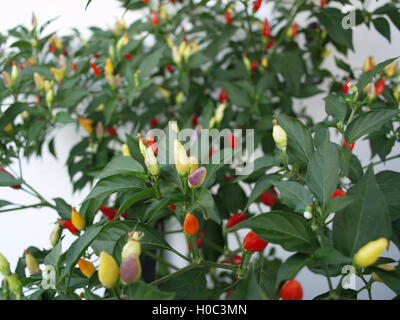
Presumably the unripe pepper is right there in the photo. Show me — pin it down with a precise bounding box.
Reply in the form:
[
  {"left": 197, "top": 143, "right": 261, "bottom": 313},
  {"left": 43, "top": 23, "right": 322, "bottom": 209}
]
[
  {"left": 363, "top": 56, "right": 375, "bottom": 72},
  {"left": 272, "top": 119, "right": 287, "bottom": 150},
  {"left": 188, "top": 167, "right": 207, "bottom": 189},
  {"left": 78, "top": 258, "right": 96, "bottom": 278},
  {"left": 243, "top": 231, "right": 268, "bottom": 252},
  {"left": 226, "top": 212, "right": 246, "bottom": 231},
  {"left": 286, "top": 22, "right": 298, "bottom": 38},
  {"left": 371, "top": 264, "right": 396, "bottom": 282},
  {"left": 34, "top": 72, "right": 44, "bottom": 91},
  {"left": 2, "top": 71, "right": 12, "bottom": 88},
  {"left": 184, "top": 213, "right": 199, "bottom": 236},
  {"left": 120, "top": 254, "right": 141, "bottom": 284},
  {"left": 122, "top": 144, "right": 131, "bottom": 157},
  {"left": 11, "top": 65, "right": 18, "bottom": 83},
  {"left": 188, "top": 156, "right": 199, "bottom": 174},
  {"left": 353, "top": 238, "right": 389, "bottom": 268},
  {"left": 280, "top": 279, "right": 303, "bottom": 300},
  {"left": 71, "top": 207, "right": 86, "bottom": 231},
  {"left": 214, "top": 103, "right": 227, "bottom": 125},
  {"left": 122, "top": 231, "right": 144, "bottom": 261},
  {"left": 7, "top": 273, "right": 22, "bottom": 300},
  {"left": 145, "top": 146, "right": 159, "bottom": 176},
  {"left": 78, "top": 116, "right": 93, "bottom": 134},
  {"left": 0, "top": 252, "right": 10, "bottom": 276},
  {"left": 174, "top": 139, "right": 190, "bottom": 176},
  {"left": 25, "top": 250, "right": 40, "bottom": 275},
  {"left": 50, "top": 222, "right": 61, "bottom": 247},
  {"left": 99, "top": 251, "right": 120, "bottom": 288}
]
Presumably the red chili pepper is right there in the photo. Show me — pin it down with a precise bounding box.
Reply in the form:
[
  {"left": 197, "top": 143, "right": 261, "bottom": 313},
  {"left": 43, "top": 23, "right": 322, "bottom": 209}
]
[
  {"left": 151, "top": 11, "right": 159, "bottom": 26},
  {"left": 225, "top": 9, "right": 233, "bottom": 26},
  {"left": 342, "top": 79, "right": 351, "bottom": 94},
  {"left": 226, "top": 290, "right": 234, "bottom": 297},
  {"left": 182, "top": 26, "right": 187, "bottom": 42},
  {"left": 266, "top": 38, "right": 275, "bottom": 49},
  {"left": 331, "top": 189, "right": 346, "bottom": 199},
  {"left": 148, "top": 138, "right": 158, "bottom": 156},
  {"left": 99, "top": 206, "right": 127, "bottom": 221},
  {"left": 149, "top": 117, "right": 158, "bottom": 128},
  {"left": 0, "top": 168, "right": 21, "bottom": 189},
  {"left": 124, "top": 54, "right": 133, "bottom": 60},
  {"left": 143, "top": 0, "right": 149, "bottom": 4},
  {"left": 191, "top": 114, "right": 198, "bottom": 127},
  {"left": 219, "top": 89, "right": 228, "bottom": 103},
  {"left": 250, "top": 60, "right": 258, "bottom": 72},
  {"left": 36, "top": 95, "right": 41, "bottom": 103},
  {"left": 227, "top": 132, "right": 239, "bottom": 149},
  {"left": 62, "top": 220, "right": 79, "bottom": 235},
  {"left": 169, "top": 204, "right": 176, "bottom": 211},
  {"left": 342, "top": 140, "right": 355, "bottom": 152},
  {"left": 93, "top": 53, "right": 100, "bottom": 59},
  {"left": 292, "top": 22, "right": 298, "bottom": 37},
  {"left": 375, "top": 77, "right": 385, "bottom": 95},
  {"left": 19, "top": 64, "right": 24, "bottom": 71},
  {"left": 170, "top": 0, "right": 176, "bottom": 4},
  {"left": 165, "top": 64, "right": 174, "bottom": 73},
  {"left": 208, "top": 147, "right": 215, "bottom": 158},
  {"left": 221, "top": 255, "right": 242, "bottom": 266},
  {"left": 226, "top": 212, "right": 246, "bottom": 231},
  {"left": 225, "top": 174, "right": 235, "bottom": 181},
  {"left": 243, "top": 231, "right": 268, "bottom": 252},
  {"left": 260, "top": 191, "right": 276, "bottom": 206},
  {"left": 280, "top": 280, "right": 303, "bottom": 300},
  {"left": 253, "top": 0, "right": 262, "bottom": 12},
  {"left": 106, "top": 126, "right": 118, "bottom": 137},
  {"left": 262, "top": 18, "right": 271, "bottom": 38},
  {"left": 320, "top": 0, "right": 327, "bottom": 8},
  {"left": 50, "top": 44, "right": 56, "bottom": 53},
  {"left": 71, "top": 62, "right": 77, "bottom": 71},
  {"left": 90, "top": 62, "right": 101, "bottom": 76}
]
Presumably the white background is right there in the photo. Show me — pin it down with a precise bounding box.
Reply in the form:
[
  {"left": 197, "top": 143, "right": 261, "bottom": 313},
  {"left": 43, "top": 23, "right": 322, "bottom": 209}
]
[{"left": 0, "top": 0, "right": 399, "bottom": 300}]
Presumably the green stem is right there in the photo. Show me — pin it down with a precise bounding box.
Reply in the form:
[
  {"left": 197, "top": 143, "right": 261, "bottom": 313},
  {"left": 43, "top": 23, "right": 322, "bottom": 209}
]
[
  {"left": 188, "top": 235, "right": 202, "bottom": 263},
  {"left": 149, "top": 263, "right": 199, "bottom": 286},
  {"left": 0, "top": 202, "right": 48, "bottom": 213},
  {"left": 201, "top": 261, "right": 239, "bottom": 271},
  {"left": 364, "top": 154, "right": 400, "bottom": 169},
  {"left": 210, "top": 278, "right": 241, "bottom": 300},
  {"left": 143, "top": 250, "right": 179, "bottom": 271}
]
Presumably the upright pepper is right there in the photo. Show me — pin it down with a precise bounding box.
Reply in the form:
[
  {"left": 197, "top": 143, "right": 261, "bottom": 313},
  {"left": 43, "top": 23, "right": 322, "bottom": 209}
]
[
  {"left": 280, "top": 280, "right": 303, "bottom": 300},
  {"left": 184, "top": 213, "right": 199, "bottom": 236},
  {"left": 98, "top": 251, "right": 120, "bottom": 288},
  {"left": 243, "top": 231, "right": 268, "bottom": 252},
  {"left": 71, "top": 207, "right": 86, "bottom": 231},
  {"left": 353, "top": 238, "right": 389, "bottom": 268},
  {"left": 78, "top": 259, "right": 96, "bottom": 278}
]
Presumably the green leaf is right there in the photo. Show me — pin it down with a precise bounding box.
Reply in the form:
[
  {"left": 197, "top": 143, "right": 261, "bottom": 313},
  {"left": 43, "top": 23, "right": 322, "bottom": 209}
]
[
  {"left": 0, "top": 170, "right": 21, "bottom": 187},
  {"left": 273, "top": 181, "right": 313, "bottom": 213},
  {"left": 306, "top": 136, "right": 339, "bottom": 206},
  {"left": 233, "top": 211, "right": 319, "bottom": 253},
  {"left": 372, "top": 17, "right": 391, "bottom": 42},
  {"left": 83, "top": 175, "right": 145, "bottom": 202},
  {"left": 275, "top": 115, "right": 314, "bottom": 166},
  {"left": 357, "top": 57, "right": 398, "bottom": 91},
  {"left": 190, "top": 188, "right": 217, "bottom": 221},
  {"left": 125, "top": 280, "right": 175, "bottom": 300},
  {"left": 245, "top": 174, "right": 280, "bottom": 212},
  {"left": 255, "top": 258, "right": 282, "bottom": 299},
  {"left": 96, "top": 155, "right": 145, "bottom": 180},
  {"left": 53, "top": 198, "right": 72, "bottom": 220},
  {"left": 160, "top": 266, "right": 208, "bottom": 300},
  {"left": 231, "top": 268, "right": 262, "bottom": 300},
  {"left": 370, "top": 266, "right": 400, "bottom": 295},
  {"left": 239, "top": 154, "right": 279, "bottom": 183},
  {"left": 26, "top": 120, "right": 46, "bottom": 148},
  {"left": 55, "top": 112, "right": 75, "bottom": 124},
  {"left": 376, "top": 171, "right": 400, "bottom": 221},
  {"left": 345, "top": 110, "right": 399, "bottom": 144},
  {"left": 139, "top": 48, "right": 163, "bottom": 78},
  {"left": 312, "top": 247, "right": 352, "bottom": 265},
  {"left": 0, "top": 200, "right": 13, "bottom": 208},
  {"left": 324, "top": 95, "right": 348, "bottom": 123},
  {"left": 44, "top": 242, "right": 62, "bottom": 268},
  {"left": 276, "top": 253, "right": 309, "bottom": 288},
  {"left": 65, "top": 224, "right": 104, "bottom": 278},
  {"left": 144, "top": 193, "right": 186, "bottom": 223},
  {"left": 322, "top": 195, "right": 356, "bottom": 219},
  {"left": 319, "top": 8, "right": 353, "bottom": 50},
  {"left": 0, "top": 103, "right": 27, "bottom": 131},
  {"left": 220, "top": 81, "right": 252, "bottom": 108},
  {"left": 113, "top": 188, "right": 154, "bottom": 221},
  {"left": 333, "top": 166, "right": 392, "bottom": 257}
]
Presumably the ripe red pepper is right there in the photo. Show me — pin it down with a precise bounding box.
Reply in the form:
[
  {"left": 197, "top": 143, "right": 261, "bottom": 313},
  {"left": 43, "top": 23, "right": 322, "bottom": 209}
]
[
  {"left": 143, "top": 0, "right": 149, "bottom": 4},
  {"left": 93, "top": 53, "right": 100, "bottom": 59},
  {"left": 165, "top": 64, "right": 174, "bottom": 73},
  {"left": 124, "top": 54, "right": 133, "bottom": 60},
  {"left": 250, "top": 61, "right": 259, "bottom": 72},
  {"left": 221, "top": 255, "right": 242, "bottom": 266},
  {"left": 243, "top": 231, "right": 268, "bottom": 252},
  {"left": 191, "top": 114, "right": 198, "bottom": 127},
  {"left": 151, "top": 11, "right": 159, "bottom": 26},
  {"left": 169, "top": 204, "right": 176, "bottom": 211},
  {"left": 188, "top": 231, "right": 204, "bottom": 250},
  {"left": 342, "top": 140, "right": 355, "bottom": 152},
  {"left": 170, "top": 0, "right": 176, "bottom": 4},
  {"left": 36, "top": 95, "right": 41, "bottom": 103},
  {"left": 280, "top": 280, "right": 303, "bottom": 300},
  {"left": 375, "top": 77, "right": 385, "bottom": 95},
  {"left": 227, "top": 132, "right": 239, "bottom": 149},
  {"left": 292, "top": 22, "right": 298, "bottom": 37},
  {"left": 225, "top": 174, "right": 235, "bottom": 181},
  {"left": 50, "top": 44, "right": 56, "bottom": 53},
  {"left": 331, "top": 189, "right": 346, "bottom": 199},
  {"left": 262, "top": 18, "right": 271, "bottom": 38},
  {"left": 342, "top": 79, "right": 351, "bottom": 94},
  {"left": 99, "top": 206, "right": 127, "bottom": 221},
  {"left": 260, "top": 191, "right": 276, "bottom": 206},
  {"left": 0, "top": 168, "right": 21, "bottom": 189},
  {"left": 149, "top": 117, "right": 158, "bottom": 128},
  {"left": 208, "top": 147, "right": 215, "bottom": 158},
  {"left": 106, "top": 126, "right": 118, "bottom": 137},
  {"left": 219, "top": 89, "right": 228, "bottom": 103},
  {"left": 320, "top": 0, "right": 327, "bottom": 8},
  {"left": 19, "top": 64, "right": 24, "bottom": 71},
  {"left": 71, "top": 62, "right": 77, "bottom": 71},
  {"left": 90, "top": 62, "right": 101, "bottom": 76},
  {"left": 225, "top": 9, "right": 233, "bottom": 26},
  {"left": 226, "top": 212, "right": 246, "bottom": 231},
  {"left": 266, "top": 38, "right": 275, "bottom": 49},
  {"left": 253, "top": 0, "right": 262, "bottom": 12},
  {"left": 62, "top": 220, "right": 79, "bottom": 235},
  {"left": 147, "top": 138, "right": 158, "bottom": 156}
]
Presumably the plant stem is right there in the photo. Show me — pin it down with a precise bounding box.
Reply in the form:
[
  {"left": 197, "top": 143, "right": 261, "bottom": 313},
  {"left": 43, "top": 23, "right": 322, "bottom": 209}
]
[
  {"left": 210, "top": 278, "right": 241, "bottom": 300},
  {"left": 149, "top": 263, "right": 199, "bottom": 286},
  {"left": 364, "top": 154, "right": 400, "bottom": 169},
  {"left": 143, "top": 250, "right": 179, "bottom": 271},
  {"left": 0, "top": 202, "right": 48, "bottom": 213}
]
